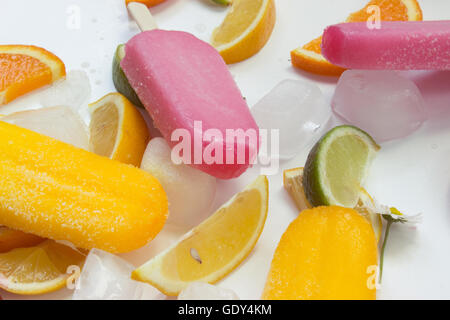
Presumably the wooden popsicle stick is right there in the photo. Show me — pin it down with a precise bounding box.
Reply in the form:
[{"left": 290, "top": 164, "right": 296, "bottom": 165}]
[{"left": 127, "top": 2, "right": 158, "bottom": 31}]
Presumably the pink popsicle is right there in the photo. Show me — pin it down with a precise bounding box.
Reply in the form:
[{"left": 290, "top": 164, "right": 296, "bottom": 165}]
[
  {"left": 121, "top": 30, "right": 259, "bottom": 179},
  {"left": 322, "top": 21, "right": 450, "bottom": 70}
]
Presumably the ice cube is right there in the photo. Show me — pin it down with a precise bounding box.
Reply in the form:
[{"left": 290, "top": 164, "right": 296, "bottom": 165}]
[
  {"left": 0, "top": 70, "right": 91, "bottom": 124},
  {"left": 1, "top": 106, "right": 89, "bottom": 150},
  {"left": 178, "top": 282, "right": 239, "bottom": 300},
  {"left": 41, "top": 70, "right": 92, "bottom": 122},
  {"left": 141, "top": 138, "right": 216, "bottom": 230},
  {"left": 251, "top": 79, "right": 330, "bottom": 159},
  {"left": 72, "top": 249, "right": 165, "bottom": 300},
  {"left": 41, "top": 71, "right": 91, "bottom": 109},
  {"left": 332, "top": 70, "right": 426, "bottom": 142}
]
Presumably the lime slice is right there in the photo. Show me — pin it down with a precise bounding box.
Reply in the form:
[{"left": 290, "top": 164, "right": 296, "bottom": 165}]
[
  {"left": 211, "top": 0, "right": 232, "bottom": 5},
  {"left": 303, "top": 125, "right": 380, "bottom": 208},
  {"left": 112, "top": 44, "right": 144, "bottom": 109}
]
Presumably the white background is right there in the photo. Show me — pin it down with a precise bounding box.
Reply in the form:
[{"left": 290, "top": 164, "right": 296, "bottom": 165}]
[{"left": 1, "top": 0, "right": 450, "bottom": 300}]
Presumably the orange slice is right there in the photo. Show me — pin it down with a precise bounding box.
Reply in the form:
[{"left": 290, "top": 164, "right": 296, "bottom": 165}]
[
  {"left": 291, "top": 0, "right": 423, "bottom": 76},
  {"left": 0, "top": 227, "right": 44, "bottom": 253},
  {"left": 0, "top": 45, "right": 66, "bottom": 105}
]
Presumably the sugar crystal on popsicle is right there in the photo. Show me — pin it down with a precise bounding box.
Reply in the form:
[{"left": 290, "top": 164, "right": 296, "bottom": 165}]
[
  {"left": 322, "top": 21, "right": 450, "bottom": 70},
  {"left": 0, "top": 121, "right": 168, "bottom": 253}
]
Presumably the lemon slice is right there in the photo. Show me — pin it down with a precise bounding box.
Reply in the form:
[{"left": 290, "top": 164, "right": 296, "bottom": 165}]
[
  {"left": 0, "top": 227, "right": 44, "bottom": 253},
  {"left": 211, "top": 0, "right": 276, "bottom": 64},
  {"left": 132, "top": 175, "right": 269, "bottom": 296},
  {"left": 0, "top": 240, "right": 85, "bottom": 295},
  {"left": 89, "top": 92, "right": 149, "bottom": 166},
  {"left": 355, "top": 188, "right": 383, "bottom": 243},
  {"left": 283, "top": 167, "right": 311, "bottom": 213}
]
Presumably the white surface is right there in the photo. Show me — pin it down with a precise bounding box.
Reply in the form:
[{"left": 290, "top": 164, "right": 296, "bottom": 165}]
[{"left": 1, "top": 0, "right": 450, "bottom": 300}]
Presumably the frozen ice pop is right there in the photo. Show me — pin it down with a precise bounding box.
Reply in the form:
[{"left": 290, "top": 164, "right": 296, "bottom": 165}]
[
  {"left": 0, "top": 121, "right": 168, "bottom": 253},
  {"left": 322, "top": 21, "right": 450, "bottom": 70},
  {"left": 121, "top": 4, "right": 259, "bottom": 179}
]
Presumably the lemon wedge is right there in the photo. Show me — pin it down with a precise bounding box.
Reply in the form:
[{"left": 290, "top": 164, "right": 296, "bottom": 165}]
[
  {"left": 89, "top": 92, "right": 149, "bottom": 166},
  {"left": 0, "top": 240, "right": 85, "bottom": 295},
  {"left": 132, "top": 175, "right": 269, "bottom": 296},
  {"left": 211, "top": 0, "right": 276, "bottom": 64}
]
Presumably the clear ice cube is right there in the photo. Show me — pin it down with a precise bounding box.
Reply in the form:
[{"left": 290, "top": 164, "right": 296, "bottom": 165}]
[
  {"left": 72, "top": 249, "right": 164, "bottom": 300},
  {"left": 251, "top": 79, "right": 330, "bottom": 159},
  {"left": 178, "top": 282, "right": 239, "bottom": 300},
  {"left": 41, "top": 70, "right": 91, "bottom": 109},
  {"left": 1, "top": 70, "right": 91, "bottom": 124},
  {"left": 141, "top": 138, "right": 216, "bottom": 230},
  {"left": 332, "top": 70, "right": 426, "bottom": 142},
  {"left": 2, "top": 106, "right": 89, "bottom": 150}
]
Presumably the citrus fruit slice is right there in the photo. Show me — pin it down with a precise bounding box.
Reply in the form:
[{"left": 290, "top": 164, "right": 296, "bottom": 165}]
[
  {"left": 211, "top": 0, "right": 232, "bottom": 5},
  {"left": 283, "top": 167, "right": 311, "bottom": 212},
  {"left": 262, "top": 206, "right": 378, "bottom": 300},
  {"left": 303, "top": 125, "right": 380, "bottom": 208},
  {"left": 125, "top": 0, "right": 166, "bottom": 7},
  {"left": 0, "top": 240, "right": 85, "bottom": 295},
  {"left": 89, "top": 92, "right": 150, "bottom": 166},
  {"left": 0, "top": 45, "right": 66, "bottom": 105},
  {"left": 112, "top": 44, "right": 144, "bottom": 109},
  {"left": 0, "top": 227, "right": 44, "bottom": 253},
  {"left": 211, "top": 0, "right": 276, "bottom": 64},
  {"left": 283, "top": 167, "right": 382, "bottom": 243},
  {"left": 132, "top": 175, "right": 269, "bottom": 296},
  {"left": 355, "top": 188, "right": 383, "bottom": 243},
  {"left": 291, "top": 0, "right": 423, "bottom": 76}
]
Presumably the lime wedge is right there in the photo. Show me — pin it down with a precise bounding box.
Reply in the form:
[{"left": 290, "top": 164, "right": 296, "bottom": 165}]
[
  {"left": 112, "top": 44, "right": 144, "bottom": 109},
  {"left": 211, "top": 0, "right": 232, "bottom": 5},
  {"left": 303, "top": 125, "right": 380, "bottom": 208}
]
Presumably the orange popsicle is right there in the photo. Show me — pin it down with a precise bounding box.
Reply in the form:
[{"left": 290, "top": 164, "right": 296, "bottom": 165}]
[{"left": 0, "top": 121, "right": 168, "bottom": 253}]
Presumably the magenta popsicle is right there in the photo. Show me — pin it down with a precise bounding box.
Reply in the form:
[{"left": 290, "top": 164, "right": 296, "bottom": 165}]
[
  {"left": 121, "top": 30, "right": 259, "bottom": 179},
  {"left": 321, "top": 21, "right": 450, "bottom": 70}
]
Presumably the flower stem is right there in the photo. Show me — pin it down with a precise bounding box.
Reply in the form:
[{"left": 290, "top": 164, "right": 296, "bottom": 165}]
[{"left": 379, "top": 218, "right": 393, "bottom": 283}]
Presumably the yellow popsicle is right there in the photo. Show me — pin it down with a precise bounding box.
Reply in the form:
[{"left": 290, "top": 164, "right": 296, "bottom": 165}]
[
  {"left": 262, "top": 206, "right": 378, "bottom": 300},
  {"left": 0, "top": 121, "right": 168, "bottom": 253}
]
